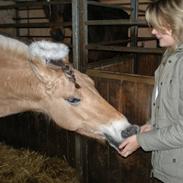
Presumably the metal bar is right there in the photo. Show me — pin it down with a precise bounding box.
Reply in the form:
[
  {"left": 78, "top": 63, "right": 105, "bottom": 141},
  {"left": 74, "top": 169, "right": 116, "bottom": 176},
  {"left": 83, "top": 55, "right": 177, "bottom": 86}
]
[
  {"left": 80, "top": 0, "right": 88, "bottom": 73},
  {"left": 130, "top": 0, "right": 138, "bottom": 45},
  {"left": 81, "top": 2, "right": 89, "bottom": 182},
  {"left": 0, "top": 22, "right": 71, "bottom": 28},
  {"left": 87, "top": 56, "right": 126, "bottom": 69},
  {"left": 19, "top": 35, "right": 51, "bottom": 38},
  {"left": 15, "top": 2, "right": 20, "bottom": 37},
  {"left": 94, "top": 39, "right": 130, "bottom": 45},
  {"left": 74, "top": 135, "right": 84, "bottom": 183},
  {"left": 72, "top": 0, "right": 85, "bottom": 182},
  {"left": 137, "top": 37, "right": 157, "bottom": 41},
  {"left": 13, "top": 17, "right": 48, "bottom": 20},
  {"left": 130, "top": 0, "right": 139, "bottom": 73},
  {"left": 26, "top": 6, "right": 30, "bottom": 38},
  {"left": 73, "top": 1, "right": 89, "bottom": 182},
  {"left": 138, "top": 8, "right": 146, "bottom": 13},
  {"left": 72, "top": 0, "right": 80, "bottom": 70},
  {"left": 0, "top": 0, "right": 72, "bottom": 10},
  {"left": 0, "top": 21, "right": 146, "bottom": 28},
  {"left": 15, "top": 7, "right": 47, "bottom": 11},
  {"left": 88, "top": 0, "right": 132, "bottom": 11},
  {"left": 100, "top": 1, "right": 150, "bottom": 5},
  {"left": 85, "top": 37, "right": 156, "bottom": 46},
  {"left": 86, "top": 44, "right": 164, "bottom": 54},
  {"left": 86, "top": 19, "right": 147, "bottom": 26}
]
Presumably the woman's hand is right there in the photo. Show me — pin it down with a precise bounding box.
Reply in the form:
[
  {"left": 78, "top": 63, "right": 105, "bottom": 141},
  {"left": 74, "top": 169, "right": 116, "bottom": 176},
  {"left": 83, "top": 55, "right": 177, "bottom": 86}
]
[
  {"left": 118, "top": 135, "right": 140, "bottom": 157},
  {"left": 140, "top": 123, "right": 152, "bottom": 133},
  {"left": 118, "top": 123, "right": 153, "bottom": 158}
]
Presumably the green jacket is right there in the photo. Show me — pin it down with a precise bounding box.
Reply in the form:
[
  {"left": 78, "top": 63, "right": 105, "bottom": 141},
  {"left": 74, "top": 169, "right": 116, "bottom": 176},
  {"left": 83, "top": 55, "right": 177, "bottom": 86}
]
[{"left": 137, "top": 44, "right": 183, "bottom": 183}]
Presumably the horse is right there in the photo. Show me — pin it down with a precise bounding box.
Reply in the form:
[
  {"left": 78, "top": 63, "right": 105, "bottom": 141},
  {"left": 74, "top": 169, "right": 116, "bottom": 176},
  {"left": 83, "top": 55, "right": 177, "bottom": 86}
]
[
  {"left": 43, "top": 0, "right": 129, "bottom": 62},
  {"left": 0, "top": 35, "right": 139, "bottom": 150}
]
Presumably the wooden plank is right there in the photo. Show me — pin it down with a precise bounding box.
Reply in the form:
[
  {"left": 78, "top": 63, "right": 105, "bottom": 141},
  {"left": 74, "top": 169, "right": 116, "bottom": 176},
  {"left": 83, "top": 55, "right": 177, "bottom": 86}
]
[
  {"left": 87, "top": 69, "right": 154, "bottom": 85},
  {"left": 86, "top": 44, "right": 164, "bottom": 54}
]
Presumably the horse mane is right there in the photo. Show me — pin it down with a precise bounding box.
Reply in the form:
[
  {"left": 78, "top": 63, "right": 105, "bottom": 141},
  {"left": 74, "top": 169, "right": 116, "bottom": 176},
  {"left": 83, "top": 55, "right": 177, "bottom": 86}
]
[{"left": 0, "top": 35, "right": 30, "bottom": 59}]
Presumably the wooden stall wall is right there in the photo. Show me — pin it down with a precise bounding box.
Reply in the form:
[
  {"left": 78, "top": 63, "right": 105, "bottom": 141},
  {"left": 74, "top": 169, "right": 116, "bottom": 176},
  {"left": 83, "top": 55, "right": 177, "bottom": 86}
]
[
  {"left": 94, "top": 53, "right": 161, "bottom": 76},
  {"left": 86, "top": 67, "right": 154, "bottom": 183},
  {"left": 0, "top": 113, "right": 77, "bottom": 167}
]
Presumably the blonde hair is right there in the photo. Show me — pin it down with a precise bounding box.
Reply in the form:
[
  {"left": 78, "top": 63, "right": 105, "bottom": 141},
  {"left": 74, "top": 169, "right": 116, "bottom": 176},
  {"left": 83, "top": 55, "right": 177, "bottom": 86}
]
[{"left": 145, "top": 0, "right": 183, "bottom": 44}]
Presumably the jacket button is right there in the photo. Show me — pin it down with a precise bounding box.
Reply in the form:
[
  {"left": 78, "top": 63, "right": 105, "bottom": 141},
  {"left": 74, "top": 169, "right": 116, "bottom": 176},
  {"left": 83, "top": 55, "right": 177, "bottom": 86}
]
[
  {"left": 153, "top": 103, "right": 155, "bottom": 106},
  {"left": 172, "top": 158, "right": 176, "bottom": 163},
  {"left": 168, "top": 60, "right": 172, "bottom": 63},
  {"left": 160, "top": 82, "right": 163, "bottom": 85}
]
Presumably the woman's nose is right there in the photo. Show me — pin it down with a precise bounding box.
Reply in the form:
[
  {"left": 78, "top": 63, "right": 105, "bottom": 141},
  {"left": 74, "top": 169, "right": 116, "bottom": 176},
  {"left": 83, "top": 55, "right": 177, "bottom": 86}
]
[{"left": 151, "top": 28, "right": 157, "bottom": 35}]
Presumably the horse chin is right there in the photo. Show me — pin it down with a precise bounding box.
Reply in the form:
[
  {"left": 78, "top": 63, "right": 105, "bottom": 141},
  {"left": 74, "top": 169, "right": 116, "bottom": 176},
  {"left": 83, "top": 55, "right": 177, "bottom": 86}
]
[
  {"left": 75, "top": 126, "right": 106, "bottom": 141},
  {"left": 100, "top": 118, "right": 131, "bottom": 150}
]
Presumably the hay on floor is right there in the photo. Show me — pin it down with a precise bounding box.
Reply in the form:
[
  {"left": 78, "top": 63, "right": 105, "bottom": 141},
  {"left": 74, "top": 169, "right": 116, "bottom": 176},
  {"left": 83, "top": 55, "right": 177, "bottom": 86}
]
[{"left": 0, "top": 143, "right": 79, "bottom": 183}]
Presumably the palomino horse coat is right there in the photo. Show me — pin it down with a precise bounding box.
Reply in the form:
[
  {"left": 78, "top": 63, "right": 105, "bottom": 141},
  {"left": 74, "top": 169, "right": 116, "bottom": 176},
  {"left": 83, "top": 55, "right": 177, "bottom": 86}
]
[{"left": 0, "top": 35, "right": 138, "bottom": 149}]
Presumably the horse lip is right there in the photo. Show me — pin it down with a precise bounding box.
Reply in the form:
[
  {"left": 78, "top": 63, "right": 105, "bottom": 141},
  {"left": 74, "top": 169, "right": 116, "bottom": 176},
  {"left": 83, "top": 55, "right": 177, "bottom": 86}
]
[
  {"left": 104, "top": 132, "right": 121, "bottom": 151},
  {"left": 100, "top": 119, "right": 131, "bottom": 150}
]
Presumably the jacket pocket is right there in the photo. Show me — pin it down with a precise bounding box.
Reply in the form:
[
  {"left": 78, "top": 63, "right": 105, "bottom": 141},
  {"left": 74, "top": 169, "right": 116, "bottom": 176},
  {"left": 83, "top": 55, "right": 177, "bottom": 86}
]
[{"left": 160, "top": 149, "right": 183, "bottom": 179}]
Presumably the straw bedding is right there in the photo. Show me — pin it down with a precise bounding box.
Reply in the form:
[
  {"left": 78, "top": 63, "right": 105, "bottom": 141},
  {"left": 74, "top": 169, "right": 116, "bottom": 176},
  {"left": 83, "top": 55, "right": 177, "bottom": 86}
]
[{"left": 0, "top": 143, "right": 79, "bottom": 183}]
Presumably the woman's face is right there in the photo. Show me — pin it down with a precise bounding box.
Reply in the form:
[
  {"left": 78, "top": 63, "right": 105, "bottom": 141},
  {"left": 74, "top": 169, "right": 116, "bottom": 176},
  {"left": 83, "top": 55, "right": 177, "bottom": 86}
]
[{"left": 151, "top": 27, "right": 176, "bottom": 48}]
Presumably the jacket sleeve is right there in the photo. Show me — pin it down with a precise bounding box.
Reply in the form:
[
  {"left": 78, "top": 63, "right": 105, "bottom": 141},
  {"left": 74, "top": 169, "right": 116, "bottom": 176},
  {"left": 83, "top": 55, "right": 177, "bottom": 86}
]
[{"left": 137, "top": 123, "right": 183, "bottom": 151}]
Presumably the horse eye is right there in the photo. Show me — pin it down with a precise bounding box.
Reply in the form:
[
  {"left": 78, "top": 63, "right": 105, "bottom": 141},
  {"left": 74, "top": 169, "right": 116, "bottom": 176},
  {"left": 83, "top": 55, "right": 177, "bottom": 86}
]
[{"left": 65, "top": 97, "right": 80, "bottom": 105}]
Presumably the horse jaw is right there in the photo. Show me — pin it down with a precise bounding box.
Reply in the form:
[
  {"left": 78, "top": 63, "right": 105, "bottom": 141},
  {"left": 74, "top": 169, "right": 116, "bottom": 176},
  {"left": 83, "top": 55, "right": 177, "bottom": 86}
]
[{"left": 73, "top": 116, "right": 131, "bottom": 148}]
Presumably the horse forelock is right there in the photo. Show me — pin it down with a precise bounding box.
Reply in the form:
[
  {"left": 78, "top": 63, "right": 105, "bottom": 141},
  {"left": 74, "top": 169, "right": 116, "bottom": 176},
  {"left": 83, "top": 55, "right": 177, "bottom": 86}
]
[
  {"left": 0, "top": 35, "right": 69, "bottom": 66},
  {"left": 29, "top": 40, "right": 69, "bottom": 65},
  {"left": 28, "top": 40, "right": 80, "bottom": 88},
  {"left": 0, "top": 35, "right": 29, "bottom": 59},
  {"left": 0, "top": 35, "right": 79, "bottom": 88}
]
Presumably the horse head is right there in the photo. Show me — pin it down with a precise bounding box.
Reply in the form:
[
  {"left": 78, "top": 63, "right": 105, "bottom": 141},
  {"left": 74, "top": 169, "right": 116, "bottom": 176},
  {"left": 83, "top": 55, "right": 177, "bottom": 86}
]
[{"left": 0, "top": 35, "right": 138, "bottom": 150}]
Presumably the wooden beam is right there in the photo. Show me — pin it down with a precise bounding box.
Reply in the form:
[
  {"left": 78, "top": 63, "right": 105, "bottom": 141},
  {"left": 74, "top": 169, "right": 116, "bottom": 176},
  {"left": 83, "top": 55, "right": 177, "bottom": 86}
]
[
  {"left": 87, "top": 69, "right": 154, "bottom": 85},
  {"left": 86, "top": 19, "right": 147, "bottom": 27},
  {"left": 86, "top": 44, "right": 164, "bottom": 54}
]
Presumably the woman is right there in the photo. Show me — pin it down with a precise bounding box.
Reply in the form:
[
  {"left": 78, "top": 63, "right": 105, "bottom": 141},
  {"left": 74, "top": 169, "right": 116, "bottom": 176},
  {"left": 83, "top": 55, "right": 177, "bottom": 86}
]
[{"left": 118, "top": 0, "right": 183, "bottom": 182}]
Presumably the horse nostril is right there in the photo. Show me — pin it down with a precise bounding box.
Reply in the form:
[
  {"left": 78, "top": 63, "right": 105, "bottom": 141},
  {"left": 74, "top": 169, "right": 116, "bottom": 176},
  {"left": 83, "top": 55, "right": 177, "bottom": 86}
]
[{"left": 121, "top": 125, "right": 140, "bottom": 138}]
